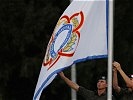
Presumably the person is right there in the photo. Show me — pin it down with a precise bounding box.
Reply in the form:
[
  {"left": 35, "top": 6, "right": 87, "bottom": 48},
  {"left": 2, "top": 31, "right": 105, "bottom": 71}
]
[
  {"left": 113, "top": 61, "right": 133, "bottom": 100},
  {"left": 59, "top": 71, "right": 115, "bottom": 100}
]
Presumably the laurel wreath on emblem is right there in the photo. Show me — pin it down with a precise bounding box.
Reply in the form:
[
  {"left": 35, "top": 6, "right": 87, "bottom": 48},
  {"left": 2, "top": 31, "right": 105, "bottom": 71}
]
[
  {"left": 43, "top": 11, "right": 84, "bottom": 70},
  {"left": 63, "top": 18, "right": 79, "bottom": 52},
  {"left": 63, "top": 33, "right": 77, "bottom": 52}
]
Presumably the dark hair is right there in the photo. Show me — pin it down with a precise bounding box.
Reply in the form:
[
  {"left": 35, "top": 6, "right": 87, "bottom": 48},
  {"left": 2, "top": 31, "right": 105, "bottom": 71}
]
[{"left": 98, "top": 76, "right": 107, "bottom": 81}]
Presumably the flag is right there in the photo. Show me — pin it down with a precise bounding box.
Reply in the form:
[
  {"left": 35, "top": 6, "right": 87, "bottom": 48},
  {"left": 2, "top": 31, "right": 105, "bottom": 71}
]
[{"left": 33, "top": 0, "right": 108, "bottom": 99}]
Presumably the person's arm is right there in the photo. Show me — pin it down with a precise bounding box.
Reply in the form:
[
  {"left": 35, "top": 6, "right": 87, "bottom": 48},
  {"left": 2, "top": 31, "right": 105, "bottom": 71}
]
[
  {"left": 113, "top": 61, "right": 133, "bottom": 87},
  {"left": 112, "top": 66, "right": 121, "bottom": 93},
  {"left": 59, "top": 72, "right": 79, "bottom": 91}
]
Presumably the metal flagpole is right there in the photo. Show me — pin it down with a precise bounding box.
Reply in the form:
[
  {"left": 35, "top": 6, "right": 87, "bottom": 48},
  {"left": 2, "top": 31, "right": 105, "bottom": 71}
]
[
  {"left": 71, "top": 64, "right": 77, "bottom": 100},
  {"left": 107, "top": 0, "right": 114, "bottom": 100},
  {"left": 69, "top": 0, "right": 77, "bottom": 99},
  {"left": 70, "top": 0, "right": 77, "bottom": 99}
]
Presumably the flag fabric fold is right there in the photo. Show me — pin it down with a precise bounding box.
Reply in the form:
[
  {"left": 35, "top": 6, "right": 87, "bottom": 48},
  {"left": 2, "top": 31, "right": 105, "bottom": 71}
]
[{"left": 33, "top": 0, "right": 108, "bottom": 99}]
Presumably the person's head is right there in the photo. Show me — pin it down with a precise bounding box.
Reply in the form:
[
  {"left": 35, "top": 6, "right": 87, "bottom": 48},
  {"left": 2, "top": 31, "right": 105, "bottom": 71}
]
[
  {"left": 129, "top": 74, "right": 133, "bottom": 80},
  {"left": 126, "top": 74, "right": 133, "bottom": 88},
  {"left": 97, "top": 76, "right": 107, "bottom": 90},
  {"left": 129, "top": 74, "right": 133, "bottom": 84}
]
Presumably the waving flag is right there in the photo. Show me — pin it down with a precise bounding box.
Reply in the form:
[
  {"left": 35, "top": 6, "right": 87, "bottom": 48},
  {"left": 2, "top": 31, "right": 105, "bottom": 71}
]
[{"left": 33, "top": 0, "right": 108, "bottom": 99}]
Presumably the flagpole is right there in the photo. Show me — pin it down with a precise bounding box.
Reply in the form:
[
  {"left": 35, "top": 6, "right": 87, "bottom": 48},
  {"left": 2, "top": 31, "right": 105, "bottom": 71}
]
[
  {"left": 71, "top": 64, "right": 77, "bottom": 100},
  {"left": 107, "top": 0, "right": 114, "bottom": 100},
  {"left": 69, "top": 0, "right": 77, "bottom": 99}
]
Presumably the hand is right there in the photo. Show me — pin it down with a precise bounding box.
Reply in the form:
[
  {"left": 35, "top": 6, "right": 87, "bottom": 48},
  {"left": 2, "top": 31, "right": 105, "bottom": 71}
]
[
  {"left": 58, "top": 71, "right": 65, "bottom": 77},
  {"left": 113, "top": 67, "right": 117, "bottom": 72},
  {"left": 113, "top": 61, "right": 121, "bottom": 71}
]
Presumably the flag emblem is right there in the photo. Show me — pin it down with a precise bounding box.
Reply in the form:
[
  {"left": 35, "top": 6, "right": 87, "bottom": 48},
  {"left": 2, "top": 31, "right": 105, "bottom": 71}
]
[
  {"left": 33, "top": 1, "right": 108, "bottom": 99},
  {"left": 43, "top": 11, "right": 84, "bottom": 70}
]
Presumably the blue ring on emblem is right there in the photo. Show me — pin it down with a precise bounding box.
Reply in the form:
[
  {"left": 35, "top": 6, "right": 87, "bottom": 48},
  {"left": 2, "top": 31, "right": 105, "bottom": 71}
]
[{"left": 50, "top": 24, "right": 72, "bottom": 58}]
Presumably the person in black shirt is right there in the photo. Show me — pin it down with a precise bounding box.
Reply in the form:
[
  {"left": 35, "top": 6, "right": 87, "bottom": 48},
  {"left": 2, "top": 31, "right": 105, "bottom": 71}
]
[
  {"left": 113, "top": 61, "right": 133, "bottom": 100},
  {"left": 59, "top": 72, "right": 115, "bottom": 100}
]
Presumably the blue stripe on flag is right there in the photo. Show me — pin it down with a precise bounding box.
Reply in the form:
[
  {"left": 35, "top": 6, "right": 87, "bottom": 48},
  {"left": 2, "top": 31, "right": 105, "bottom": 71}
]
[{"left": 33, "top": 54, "right": 107, "bottom": 100}]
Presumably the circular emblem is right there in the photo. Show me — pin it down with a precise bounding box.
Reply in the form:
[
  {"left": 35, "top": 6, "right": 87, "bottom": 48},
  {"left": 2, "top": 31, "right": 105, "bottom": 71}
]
[{"left": 43, "top": 11, "right": 84, "bottom": 70}]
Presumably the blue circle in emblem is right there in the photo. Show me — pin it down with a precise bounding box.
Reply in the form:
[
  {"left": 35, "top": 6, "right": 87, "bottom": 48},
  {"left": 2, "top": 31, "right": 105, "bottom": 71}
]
[{"left": 50, "top": 24, "right": 72, "bottom": 58}]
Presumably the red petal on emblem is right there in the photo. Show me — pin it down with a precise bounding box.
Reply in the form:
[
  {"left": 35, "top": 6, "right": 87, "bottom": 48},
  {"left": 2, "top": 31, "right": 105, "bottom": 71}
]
[
  {"left": 47, "top": 56, "right": 60, "bottom": 70},
  {"left": 60, "top": 15, "right": 70, "bottom": 23},
  {"left": 71, "top": 11, "right": 84, "bottom": 32},
  {"left": 43, "top": 58, "right": 52, "bottom": 66},
  {"left": 58, "top": 51, "right": 74, "bottom": 57}
]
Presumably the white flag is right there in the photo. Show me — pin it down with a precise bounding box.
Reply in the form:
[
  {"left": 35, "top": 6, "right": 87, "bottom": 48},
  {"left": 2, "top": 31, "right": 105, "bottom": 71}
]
[{"left": 33, "top": 0, "right": 108, "bottom": 99}]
